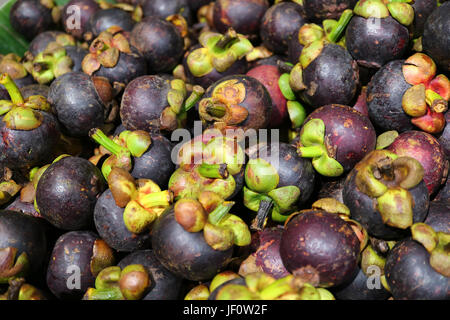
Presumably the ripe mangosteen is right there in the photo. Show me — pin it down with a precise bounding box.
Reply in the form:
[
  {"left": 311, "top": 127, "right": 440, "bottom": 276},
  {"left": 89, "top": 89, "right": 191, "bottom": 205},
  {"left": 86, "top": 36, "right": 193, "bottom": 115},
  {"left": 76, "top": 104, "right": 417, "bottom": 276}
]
[
  {"left": 152, "top": 200, "right": 250, "bottom": 281},
  {"left": 198, "top": 75, "right": 272, "bottom": 131},
  {"left": 435, "top": 175, "right": 449, "bottom": 203},
  {"left": 169, "top": 129, "right": 245, "bottom": 201},
  {"left": 87, "top": 8, "right": 135, "bottom": 40},
  {"left": 303, "top": 0, "right": 357, "bottom": 22},
  {"left": 26, "top": 31, "right": 76, "bottom": 58},
  {"left": 117, "top": 250, "right": 183, "bottom": 300},
  {"left": 287, "top": 11, "right": 360, "bottom": 108},
  {"left": 0, "top": 210, "right": 47, "bottom": 279},
  {"left": 345, "top": 0, "right": 411, "bottom": 69},
  {"left": 130, "top": 17, "right": 184, "bottom": 74},
  {"left": 246, "top": 64, "right": 287, "bottom": 127},
  {"left": 296, "top": 104, "right": 376, "bottom": 177},
  {"left": 61, "top": 0, "right": 100, "bottom": 39},
  {"left": 424, "top": 201, "right": 449, "bottom": 233},
  {"left": 279, "top": 200, "right": 365, "bottom": 288},
  {"left": 213, "top": 0, "right": 269, "bottom": 39},
  {"left": 94, "top": 168, "right": 172, "bottom": 252},
  {"left": 183, "top": 29, "right": 253, "bottom": 88},
  {"left": 411, "top": 0, "right": 437, "bottom": 37},
  {"left": 35, "top": 156, "right": 106, "bottom": 230},
  {"left": 82, "top": 27, "right": 147, "bottom": 86},
  {"left": 141, "top": 0, "right": 192, "bottom": 25},
  {"left": 120, "top": 75, "right": 204, "bottom": 134},
  {"left": 89, "top": 128, "right": 174, "bottom": 187},
  {"left": 46, "top": 231, "right": 115, "bottom": 300},
  {"left": 48, "top": 72, "right": 116, "bottom": 137},
  {"left": 367, "top": 54, "right": 449, "bottom": 134},
  {"left": 385, "top": 224, "right": 449, "bottom": 300},
  {"left": 343, "top": 150, "right": 430, "bottom": 240},
  {"left": 260, "top": 2, "right": 306, "bottom": 55},
  {"left": 387, "top": 130, "right": 448, "bottom": 195},
  {"left": 422, "top": 2, "right": 450, "bottom": 72},
  {"left": 0, "top": 73, "right": 60, "bottom": 170},
  {"left": 438, "top": 112, "right": 450, "bottom": 159},
  {"left": 243, "top": 142, "right": 316, "bottom": 229},
  {"left": 9, "top": 0, "right": 55, "bottom": 40}
]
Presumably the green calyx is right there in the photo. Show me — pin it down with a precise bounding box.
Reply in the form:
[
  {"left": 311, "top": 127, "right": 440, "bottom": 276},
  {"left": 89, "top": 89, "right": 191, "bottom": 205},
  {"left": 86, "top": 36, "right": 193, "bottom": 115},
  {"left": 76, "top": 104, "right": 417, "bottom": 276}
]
[
  {"left": 202, "top": 136, "right": 245, "bottom": 176},
  {"left": 245, "top": 158, "right": 279, "bottom": 194},
  {"left": 215, "top": 272, "right": 334, "bottom": 300},
  {"left": 27, "top": 43, "right": 72, "bottom": 84},
  {"left": 278, "top": 73, "right": 297, "bottom": 101},
  {"left": 354, "top": 150, "right": 424, "bottom": 229},
  {"left": 376, "top": 130, "right": 399, "bottom": 149},
  {"left": 300, "top": 39, "right": 325, "bottom": 69},
  {"left": 0, "top": 180, "right": 21, "bottom": 206},
  {"left": 0, "top": 73, "right": 49, "bottom": 130},
  {"left": 411, "top": 223, "right": 450, "bottom": 277},
  {"left": 361, "top": 244, "right": 386, "bottom": 277},
  {"left": 161, "top": 80, "right": 205, "bottom": 131},
  {"left": 354, "top": 0, "right": 414, "bottom": 27},
  {"left": 84, "top": 264, "right": 150, "bottom": 300},
  {"left": 287, "top": 100, "right": 307, "bottom": 129},
  {"left": 187, "top": 28, "right": 253, "bottom": 77},
  {"left": 0, "top": 54, "right": 28, "bottom": 80},
  {"left": 297, "top": 118, "right": 344, "bottom": 177},
  {"left": 203, "top": 201, "right": 251, "bottom": 251},
  {"left": 0, "top": 248, "right": 30, "bottom": 283},
  {"left": 89, "top": 128, "right": 153, "bottom": 179},
  {"left": 184, "top": 284, "right": 210, "bottom": 300}
]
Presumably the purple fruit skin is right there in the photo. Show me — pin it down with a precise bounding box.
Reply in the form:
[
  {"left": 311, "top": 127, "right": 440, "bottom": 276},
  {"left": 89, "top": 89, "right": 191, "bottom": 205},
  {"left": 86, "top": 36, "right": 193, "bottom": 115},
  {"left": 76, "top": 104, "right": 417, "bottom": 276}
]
[
  {"left": 303, "top": 104, "right": 376, "bottom": 171},
  {"left": 10, "top": 0, "right": 53, "bottom": 40},
  {"left": 62, "top": 0, "right": 100, "bottom": 39},
  {"left": 118, "top": 250, "right": 182, "bottom": 300},
  {"left": 366, "top": 60, "right": 414, "bottom": 132},
  {"left": 141, "top": 0, "right": 192, "bottom": 24},
  {"left": 301, "top": 44, "right": 359, "bottom": 108},
  {"left": 27, "top": 31, "right": 68, "bottom": 57},
  {"left": 438, "top": 112, "right": 450, "bottom": 159},
  {"left": 411, "top": 0, "right": 437, "bottom": 37},
  {"left": 94, "top": 189, "right": 152, "bottom": 252},
  {"left": 88, "top": 8, "right": 135, "bottom": 37},
  {"left": 303, "top": 0, "right": 357, "bottom": 22},
  {"left": 385, "top": 239, "right": 449, "bottom": 300},
  {"left": 280, "top": 210, "right": 360, "bottom": 287},
  {"left": 424, "top": 201, "right": 450, "bottom": 233},
  {"left": 345, "top": 16, "right": 409, "bottom": 69},
  {"left": 46, "top": 231, "right": 99, "bottom": 300},
  {"left": 260, "top": 2, "right": 306, "bottom": 55}
]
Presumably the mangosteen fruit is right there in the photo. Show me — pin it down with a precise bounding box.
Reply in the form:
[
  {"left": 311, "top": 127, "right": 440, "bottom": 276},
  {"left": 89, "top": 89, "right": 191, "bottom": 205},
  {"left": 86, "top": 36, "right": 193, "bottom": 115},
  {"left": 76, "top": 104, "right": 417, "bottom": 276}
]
[
  {"left": 87, "top": 8, "right": 135, "bottom": 40},
  {"left": 9, "top": 0, "right": 55, "bottom": 40},
  {"left": 61, "top": 0, "right": 100, "bottom": 40},
  {"left": 303, "top": 0, "right": 357, "bottom": 22}
]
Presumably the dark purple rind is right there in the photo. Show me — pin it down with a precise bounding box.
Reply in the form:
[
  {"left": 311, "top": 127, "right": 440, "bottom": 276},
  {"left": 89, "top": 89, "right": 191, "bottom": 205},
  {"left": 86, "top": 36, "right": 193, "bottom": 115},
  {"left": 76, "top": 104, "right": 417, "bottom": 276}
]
[
  {"left": 303, "top": 104, "right": 376, "bottom": 171},
  {"left": 64, "top": 45, "right": 88, "bottom": 73},
  {"left": 260, "top": 2, "right": 306, "bottom": 55},
  {"left": 46, "top": 231, "right": 98, "bottom": 300},
  {"left": 61, "top": 0, "right": 100, "bottom": 39},
  {"left": 343, "top": 171, "right": 430, "bottom": 240},
  {"left": 88, "top": 8, "right": 135, "bottom": 37},
  {"left": 9, "top": 0, "right": 53, "bottom": 40},
  {"left": 118, "top": 249, "right": 182, "bottom": 300},
  {"left": 0, "top": 210, "right": 47, "bottom": 276},
  {"left": 120, "top": 75, "right": 171, "bottom": 133},
  {"left": 151, "top": 207, "right": 234, "bottom": 281},
  {"left": 287, "top": 29, "right": 304, "bottom": 64},
  {"left": 422, "top": 2, "right": 450, "bottom": 72},
  {"left": 36, "top": 156, "right": 106, "bottom": 230},
  {"left": 280, "top": 210, "right": 360, "bottom": 287},
  {"left": 141, "top": 0, "right": 192, "bottom": 25},
  {"left": 301, "top": 44, "right": 359, "bottom": 108},
  {"left": 0, "top": 111, "right": 60, "bottom": 170},
  {"left": 20, "top": 84, "right": 49, "bottom": 99},
  {"left": 213, "top": 0, "right": 269, "bottom": 37},
  {"left": 27, "top": 31, "right": 67, "bottom": 57},
  {"left": 303, "top": 0, "right": 357, "bottom": 23},
  {"left": 411, "top": 0, "right": 437, "bottom": 37},
  {"left": 48, "top": 72, "right": 105, "bottom": 137},
  {"left": 345, "top": 16, "right": 409, "bottom": 69},
  {"left": 366, "top": 60, "right": 414, "bottom": 132},
  {"left": 93, "top": 189, "right": 152, "bottom": 252},
  {"left": 438, "top": 111, "right": 449, "bottom": 159},
  {"left": 130, "top": 17, "right": 184, "bottom": 74},
  {"left": 385, "top": 239, "right": 449, "bottom": 300},
  {"left": 423, "top": 201, "right": 450, "bottom": 233},
  {"left": 93, "top": 46, "right": 147, "bottom": 85}
]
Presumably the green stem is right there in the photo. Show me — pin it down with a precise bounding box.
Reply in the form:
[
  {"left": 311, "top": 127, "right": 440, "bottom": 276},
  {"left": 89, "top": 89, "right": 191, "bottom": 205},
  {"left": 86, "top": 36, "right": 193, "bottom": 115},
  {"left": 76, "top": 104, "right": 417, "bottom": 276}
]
[
  {"left": 205, "top": 101, "right": 227, "bottom": 118},
  {"left": 208, "top": 201, "right": 234, "bottom": 225},
  {"left": 250, "top": 198, "right": 274, "bottom": 231},
  {"left": 138, "top": 190, "right": 172, "bottom": 208},
  {"left": 184, "top": 85, "right": 205, "bottom": 112},
  {"left": 0, "top": 73, "right": 24, "bottom": 104},
  {"left": 298, "top": 145, "right": 325, "bottom": 158},
  {"left": 326, "top": 9, "right": 353, "bottom": 43},
  {"left": 89, "top": 128, "right": 129, "bottom": 157},
  {"left": 198, "top": 163, "right": 229, "bottom": 179}
]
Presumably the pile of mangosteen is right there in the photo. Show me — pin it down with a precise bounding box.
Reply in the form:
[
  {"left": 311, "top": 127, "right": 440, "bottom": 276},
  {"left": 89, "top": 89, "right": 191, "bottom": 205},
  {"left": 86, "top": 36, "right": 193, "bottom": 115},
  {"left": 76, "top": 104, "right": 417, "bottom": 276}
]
[{"left": 0, "top": 0, "right": 448, "bottom": 301}]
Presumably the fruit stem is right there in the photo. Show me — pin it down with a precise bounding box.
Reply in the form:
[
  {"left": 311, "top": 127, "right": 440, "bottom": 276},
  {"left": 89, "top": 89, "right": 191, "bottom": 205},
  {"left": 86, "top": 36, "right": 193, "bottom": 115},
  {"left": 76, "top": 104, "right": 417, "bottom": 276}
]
[
  {"left": 0, "top": 73, "right": 24, "bottom": 104},
  {"left": 326, "top": 9, "right": 353, "bottom": 43},
  {"left": 184, "top": 85, "right": 205, "bottom": 112},
  {"left": 250, "top": 198, "right": 274, "bottom": 231},
  {"left": 138, "top": 190, "right": 172, "bottom": 208},
  {"left": 208, "top": 201, "right": 234, "bottom": 225},
  {"left": 89, "top": 128, "right": 129, "bottom": 157},
  {"left": 297, "top": 145, "right": 325, "bottom": 158},
  {"left": 214, "top": 28, "right": 239, "bottom": 50},
  {"left": 198, "top": 163, "right": 229, "bottom": 179},
  {"left": 205, "top": 100, "right": 227, "bottom": 118}
]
